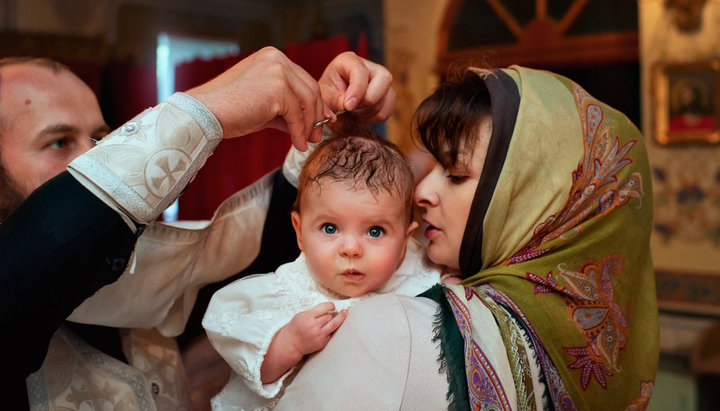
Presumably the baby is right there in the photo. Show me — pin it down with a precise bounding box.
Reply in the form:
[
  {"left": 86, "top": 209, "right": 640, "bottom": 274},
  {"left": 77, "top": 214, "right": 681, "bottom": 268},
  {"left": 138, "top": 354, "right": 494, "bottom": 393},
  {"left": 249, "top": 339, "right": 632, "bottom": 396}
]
[{"left": 202, "top": 133, "right": 441, "bottom": 410}]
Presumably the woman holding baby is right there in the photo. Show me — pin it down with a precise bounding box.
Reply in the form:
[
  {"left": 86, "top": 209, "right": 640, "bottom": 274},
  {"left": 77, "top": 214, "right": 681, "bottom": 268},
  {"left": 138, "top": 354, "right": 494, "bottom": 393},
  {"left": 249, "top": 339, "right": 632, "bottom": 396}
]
[{"left": 274, "top": 65, "right": 658, "bottom": 410}]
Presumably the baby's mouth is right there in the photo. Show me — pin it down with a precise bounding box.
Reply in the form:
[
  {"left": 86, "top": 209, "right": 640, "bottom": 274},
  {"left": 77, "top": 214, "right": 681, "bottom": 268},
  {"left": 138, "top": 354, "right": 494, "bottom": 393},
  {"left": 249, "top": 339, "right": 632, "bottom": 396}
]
[{"left": 342, "top": 269, "right": 365, "bottom": 282}]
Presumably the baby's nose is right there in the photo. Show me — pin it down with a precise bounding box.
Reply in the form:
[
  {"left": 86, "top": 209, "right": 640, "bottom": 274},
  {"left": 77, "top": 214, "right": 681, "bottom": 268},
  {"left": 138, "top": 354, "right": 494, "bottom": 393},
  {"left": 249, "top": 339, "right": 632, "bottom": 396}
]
[{"left": 340, "top": 237, "right": 363, "bottom": 258}]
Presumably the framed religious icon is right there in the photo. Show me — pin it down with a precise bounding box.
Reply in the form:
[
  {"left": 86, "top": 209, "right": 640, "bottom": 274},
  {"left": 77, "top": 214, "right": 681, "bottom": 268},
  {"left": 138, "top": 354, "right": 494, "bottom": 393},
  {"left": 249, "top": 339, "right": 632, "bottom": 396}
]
[{"left": 652, "top": 59, "right": 720, "bottom": 144}]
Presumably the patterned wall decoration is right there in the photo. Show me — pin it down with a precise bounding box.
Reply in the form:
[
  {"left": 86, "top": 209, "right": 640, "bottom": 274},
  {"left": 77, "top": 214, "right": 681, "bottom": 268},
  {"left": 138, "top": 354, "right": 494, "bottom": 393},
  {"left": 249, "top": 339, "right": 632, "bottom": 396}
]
[
  {"left": 640, "top": 0, "right": 720, "bottom": 275},
  {"left": 651, "top": 148, "right": 720, "bottom": 245}
]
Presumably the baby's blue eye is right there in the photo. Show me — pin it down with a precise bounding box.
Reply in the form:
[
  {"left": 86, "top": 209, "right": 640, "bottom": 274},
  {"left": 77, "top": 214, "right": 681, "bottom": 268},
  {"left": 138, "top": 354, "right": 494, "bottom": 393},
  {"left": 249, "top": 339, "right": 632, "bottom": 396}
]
[
  {"left": 322, "top": 224, "right": 337, "bottom": 234},
  {"left": 368, "top": 227, "right": 383, "bottom": 238}
]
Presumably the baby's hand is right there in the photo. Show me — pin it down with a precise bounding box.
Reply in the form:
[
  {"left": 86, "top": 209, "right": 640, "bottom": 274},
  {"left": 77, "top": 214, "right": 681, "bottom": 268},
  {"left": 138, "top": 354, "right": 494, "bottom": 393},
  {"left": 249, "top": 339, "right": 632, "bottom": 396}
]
[{"left": 286, "top": 302, "right": 348, "bottom": 355}]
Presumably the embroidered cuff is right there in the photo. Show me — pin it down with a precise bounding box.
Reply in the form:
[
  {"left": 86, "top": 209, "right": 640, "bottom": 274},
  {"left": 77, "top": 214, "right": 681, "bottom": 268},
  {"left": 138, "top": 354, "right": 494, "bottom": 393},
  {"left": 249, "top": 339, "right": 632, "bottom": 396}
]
[{"left": 68, "top": 92, "right": 223, "bottom": 225}]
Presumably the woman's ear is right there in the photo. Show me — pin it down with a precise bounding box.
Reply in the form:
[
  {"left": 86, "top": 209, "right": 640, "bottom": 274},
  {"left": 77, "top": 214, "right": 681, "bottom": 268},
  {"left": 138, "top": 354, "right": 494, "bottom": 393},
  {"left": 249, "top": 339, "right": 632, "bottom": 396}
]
[{"left": 291, "top": 210, "right": 304, "bottom": 251}]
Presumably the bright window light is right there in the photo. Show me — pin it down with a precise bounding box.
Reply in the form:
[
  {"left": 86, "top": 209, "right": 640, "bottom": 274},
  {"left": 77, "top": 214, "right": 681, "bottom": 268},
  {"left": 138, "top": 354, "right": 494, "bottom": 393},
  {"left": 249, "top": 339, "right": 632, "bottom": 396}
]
[{"left": 157, "top": 33, "right": 240, "bottom": 222}]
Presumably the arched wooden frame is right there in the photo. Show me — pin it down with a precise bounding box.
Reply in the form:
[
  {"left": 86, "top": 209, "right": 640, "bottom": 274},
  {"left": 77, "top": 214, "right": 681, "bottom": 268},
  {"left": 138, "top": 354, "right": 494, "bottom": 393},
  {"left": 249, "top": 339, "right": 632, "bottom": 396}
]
[{"left": 438, "top": 0, "right": 639, "bottom": 73}]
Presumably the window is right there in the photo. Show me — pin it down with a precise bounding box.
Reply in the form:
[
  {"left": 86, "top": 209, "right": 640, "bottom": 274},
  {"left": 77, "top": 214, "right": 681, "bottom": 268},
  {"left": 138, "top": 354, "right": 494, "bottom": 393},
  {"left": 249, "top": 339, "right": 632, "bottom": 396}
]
[{"left": 156, "top": 33, "right": 240, "bottom": 221}]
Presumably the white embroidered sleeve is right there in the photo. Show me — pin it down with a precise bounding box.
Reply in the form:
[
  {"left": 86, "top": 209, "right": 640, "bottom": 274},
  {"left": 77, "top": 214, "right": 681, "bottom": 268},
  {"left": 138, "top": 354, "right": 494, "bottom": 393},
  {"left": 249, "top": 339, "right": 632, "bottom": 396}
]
[
  {"left": 67, "top": 92, "right": 223, "bottom": 226},
  {"left": 202, "top": 274, "right": 295, "bottom": 400}
]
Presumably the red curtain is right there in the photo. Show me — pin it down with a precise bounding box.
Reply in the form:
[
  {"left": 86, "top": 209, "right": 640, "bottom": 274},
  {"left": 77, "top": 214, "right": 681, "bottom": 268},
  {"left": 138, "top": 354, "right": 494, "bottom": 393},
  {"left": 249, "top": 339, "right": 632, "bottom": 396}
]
[
  {"left": 174, "top": 51, "right": 291, "bottom": 221},
  {"left": 174, "top": 35, "right": 365, "bottom": 220},
  {"left": 101, "top": 63, "right": 158, "bottom": 129},
  {"left": 286, "top": 36, "right": 350, "bottom": 80},
  {"left": 285, "top": 32, "right": 368, "bottom": 79}
]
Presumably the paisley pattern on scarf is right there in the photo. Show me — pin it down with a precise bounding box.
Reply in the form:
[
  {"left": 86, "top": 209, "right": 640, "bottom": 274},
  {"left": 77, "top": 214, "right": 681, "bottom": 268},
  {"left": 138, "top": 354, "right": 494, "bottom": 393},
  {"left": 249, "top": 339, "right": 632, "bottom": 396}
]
[
  {"left": 483, "top": 285, "right": 575, "bottom": 410},
  {"left": 471, "top": 289, "right": 536, "bottom": 410},
  {"left": 514, "top": 85, "right": 643, "bottom": 390},
  {"left": 529, "top": 255, "right": 628, "bottom": 390},
  {"left": 446, "top": 288, "right": 512, "bottom": 411},
  {"left": 439, "top": 67, "right": 658, "bottom": 410},
  {"left": 625, "top": 381, "right": 654, "bottom": 411},
  {"left": 454, "top": 284, "right": 577, "bottom": 410},
  {"left": 508, "top": 85, "right": 643, "bottom": 266}
]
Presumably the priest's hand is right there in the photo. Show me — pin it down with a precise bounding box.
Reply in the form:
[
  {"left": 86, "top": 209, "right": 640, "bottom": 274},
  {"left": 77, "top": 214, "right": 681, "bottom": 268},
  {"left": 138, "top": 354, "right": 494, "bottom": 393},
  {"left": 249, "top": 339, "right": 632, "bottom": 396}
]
[{"left": 186, "top": 46, "right": 330, "bottom": 151}]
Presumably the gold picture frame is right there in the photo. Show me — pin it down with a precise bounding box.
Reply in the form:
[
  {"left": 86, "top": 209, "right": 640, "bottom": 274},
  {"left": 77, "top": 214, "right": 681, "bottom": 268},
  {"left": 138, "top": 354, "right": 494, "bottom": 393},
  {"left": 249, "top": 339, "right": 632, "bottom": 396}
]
[{"left": 653, "top": 59, "right": 720, "bottom": 145}]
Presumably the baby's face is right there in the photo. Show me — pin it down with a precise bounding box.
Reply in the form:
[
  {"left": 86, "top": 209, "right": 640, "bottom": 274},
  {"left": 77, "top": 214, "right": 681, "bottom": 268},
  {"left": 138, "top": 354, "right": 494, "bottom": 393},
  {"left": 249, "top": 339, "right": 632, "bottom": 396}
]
[{"left": 291, "top": 180, "right": 416, "bottom": 297}]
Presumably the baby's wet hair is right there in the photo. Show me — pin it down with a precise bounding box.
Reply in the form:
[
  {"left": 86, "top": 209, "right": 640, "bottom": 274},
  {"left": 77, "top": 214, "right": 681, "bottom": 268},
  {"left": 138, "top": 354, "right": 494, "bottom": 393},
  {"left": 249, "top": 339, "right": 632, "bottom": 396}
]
[{"left": 294, "top": 128, "right": 415, "bottom": 224}]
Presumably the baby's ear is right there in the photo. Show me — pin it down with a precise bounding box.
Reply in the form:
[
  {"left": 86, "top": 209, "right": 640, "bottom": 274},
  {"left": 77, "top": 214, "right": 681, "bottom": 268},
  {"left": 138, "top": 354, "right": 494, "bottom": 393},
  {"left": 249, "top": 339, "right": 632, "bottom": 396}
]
[
  {"left": 291, "top": 211, "right": 304, "bottom": 251},
  {"left": 406, "top": 221, "right": 419, "bottom": 238}
]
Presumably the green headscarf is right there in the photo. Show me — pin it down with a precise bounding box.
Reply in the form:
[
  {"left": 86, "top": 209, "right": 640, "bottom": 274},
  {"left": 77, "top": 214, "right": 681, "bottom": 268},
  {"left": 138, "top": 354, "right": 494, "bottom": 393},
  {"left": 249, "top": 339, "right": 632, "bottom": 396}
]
[{"left": 428, "top": 66, "right": 658, "bottom": 410}]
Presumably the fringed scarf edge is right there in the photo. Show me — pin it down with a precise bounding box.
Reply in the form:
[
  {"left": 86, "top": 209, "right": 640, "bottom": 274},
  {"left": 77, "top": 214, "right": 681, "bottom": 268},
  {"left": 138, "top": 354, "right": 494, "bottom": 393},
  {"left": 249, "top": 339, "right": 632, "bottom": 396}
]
[{"left": 419, "top": 284, "right": 469, "bottom": 411}]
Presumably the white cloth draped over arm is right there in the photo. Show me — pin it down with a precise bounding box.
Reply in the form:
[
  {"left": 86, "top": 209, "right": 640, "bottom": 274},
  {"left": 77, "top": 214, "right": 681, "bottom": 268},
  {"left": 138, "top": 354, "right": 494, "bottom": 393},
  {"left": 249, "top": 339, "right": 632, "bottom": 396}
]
[{"left": 67, "top": 170, "right": 275, "bottom": 337}]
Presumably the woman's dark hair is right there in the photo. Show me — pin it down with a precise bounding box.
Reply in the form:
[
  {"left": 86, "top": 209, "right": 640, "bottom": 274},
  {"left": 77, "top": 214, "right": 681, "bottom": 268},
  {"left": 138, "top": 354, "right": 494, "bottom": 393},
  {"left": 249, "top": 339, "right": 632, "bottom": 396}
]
[{"left": 412, "top": 71, "right": 492, "bottom": 168}]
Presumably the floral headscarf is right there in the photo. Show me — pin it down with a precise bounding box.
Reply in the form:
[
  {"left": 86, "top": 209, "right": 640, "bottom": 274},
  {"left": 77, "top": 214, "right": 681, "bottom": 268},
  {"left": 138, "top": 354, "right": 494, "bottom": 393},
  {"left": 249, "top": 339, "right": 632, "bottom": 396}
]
[{"left": 426, "top": 66, "right": 658, "bottom": 410}]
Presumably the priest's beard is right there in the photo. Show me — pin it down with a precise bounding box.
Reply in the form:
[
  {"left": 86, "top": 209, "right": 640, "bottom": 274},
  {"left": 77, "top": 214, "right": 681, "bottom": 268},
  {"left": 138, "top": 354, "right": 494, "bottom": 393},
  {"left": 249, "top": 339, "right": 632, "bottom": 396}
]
[{"left": 0, "top": 158, "right": 25, "bottom": 222}]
